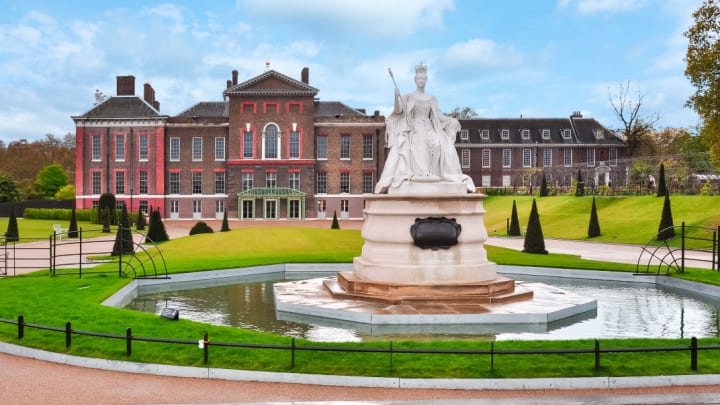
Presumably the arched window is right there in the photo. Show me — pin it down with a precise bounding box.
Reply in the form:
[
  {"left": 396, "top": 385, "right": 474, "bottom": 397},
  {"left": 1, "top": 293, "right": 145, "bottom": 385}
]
[{"left": 263, "top": 123, "right": 280, "bottom": 159}]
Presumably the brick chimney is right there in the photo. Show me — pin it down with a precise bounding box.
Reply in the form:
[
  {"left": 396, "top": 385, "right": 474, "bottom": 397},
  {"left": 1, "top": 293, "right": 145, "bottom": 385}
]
[
  {"left": 153, "top": 101, "right": 160, "bottom": 111},
  {"left": 301, "top": 67, "right": 309, "bottom": 84},
  {"left": 144, "top": 82, "right": 155, "bottom": 106},
  {"left": 117, "top": 75, "right": 135, "bottom": 95},
  {"left": 226, "top": 79, "right": 232, "bottom": 89},
  {"left": 232, "top": 70, "right": 238, "bottom": 86}
]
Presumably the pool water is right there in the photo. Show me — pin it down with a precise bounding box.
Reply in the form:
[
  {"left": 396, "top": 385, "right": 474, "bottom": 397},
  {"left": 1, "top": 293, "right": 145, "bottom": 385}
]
[{"left": 126, "top": 274, "right": 720, "bottom": 342}]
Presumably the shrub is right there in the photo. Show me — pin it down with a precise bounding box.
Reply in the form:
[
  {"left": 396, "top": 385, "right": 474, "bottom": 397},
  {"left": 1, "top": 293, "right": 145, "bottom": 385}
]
[
  {"left": 101, "top": 207, "right": 111, "bottom": 233},
  {"left": 189, "top": 221, "right": 215, "bottom": 235},
  {"left": 68, "top": 208, "right": 79, "bottom": 238},
  {"left": 587, "top": 196, "right": 601, "bottom": 238},
  {"left": 5, "top": 204, "right": 19, "bottom": 242},
  {"left": 522, "top": 199, "right": 547, "bottom": 254},
  {"left": 221, "top": 210, "right": 229, "bottom": 232},
  {"left": 508, "top": 200, "right": 521, "bottom": 236},
  {"left": 331, "top": 211, "right": 340, "bottom": 229},
  {"left": 111, "top": 204, "right": 134, "bottom": 256},
  {"left": 657, "top": 190, "right": 675, "bottom": 241},
  {"left": 146, "top": 209, "right": 169, "bottom": 243},
  {"left": 98, "top": 193, "right": 117, "bottom": 225}
]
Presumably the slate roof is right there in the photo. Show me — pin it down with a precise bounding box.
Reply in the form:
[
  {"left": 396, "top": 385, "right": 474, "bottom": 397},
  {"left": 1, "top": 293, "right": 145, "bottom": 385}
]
[
  {"left": 175, "top": 102, "right": 229, "bottom": 118},
  {"left": 74, "top": 96, "right": 162, "bottom": 119},
  {"left": 457, "top": 117, "right": 624, "bottom": 147},
  {"left": 223, "top": 70, "right": 319, "bottom": 97},
  {"left": 314, "top": 101, "right": 367, "bottom": 118}
]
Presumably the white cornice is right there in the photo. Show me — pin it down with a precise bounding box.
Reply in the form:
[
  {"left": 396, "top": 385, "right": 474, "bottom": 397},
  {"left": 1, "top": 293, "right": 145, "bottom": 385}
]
[
  {"left": 314, "top": 122, "right": 384, "bottom": 128},
  {"left": 73, "top": 118, "right": 167, "bottom": 127}
]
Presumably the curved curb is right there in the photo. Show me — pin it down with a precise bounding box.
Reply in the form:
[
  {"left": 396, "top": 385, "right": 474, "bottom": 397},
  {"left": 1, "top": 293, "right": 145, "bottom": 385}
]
[{"left": 3, "top": 341, "right": 720, "bottom": 391}]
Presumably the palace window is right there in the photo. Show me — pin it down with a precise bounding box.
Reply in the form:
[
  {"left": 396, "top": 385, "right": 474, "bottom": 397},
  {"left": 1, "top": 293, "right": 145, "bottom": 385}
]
[
  {"left": 363, "top": 135, "right": 373, "bottom": 159},
  {"left": 169, "top": 172, "right": 180, "bottom": 194},
  {"left": 215, "top": 137, "right": 225, "bottom": 161},
  {"left": 115, "top": 171, "right": 125, "bottom": 194},
  {"left": 115, "top": 135, "right": 125, "bottom": 161},
  {"left": 92, "top": 172, "right": 101, "bottom": 194},
  {"left": 609, "top": 148, "right": 618, "bottom": 166},
  {"left": 480, "top": 129, "right": 490, "bottom": 140},
  {"left": 543, "top": 149, "right": 552, "bottom": 167},
  {"left": 263, "top": 124, "right": 279, "bottom": 159},
  {"left": 215, "top": 171, "right": 225, "bottom": 194},
  {"left": 541, "top": 129, "right": 551, "bottom": 140},
  {"left": 192, "top": 137, "right": 202, "bottom": 161},
  {"left": 562, "top": 129, "right": 572, "bottom": 139},
  {"left": 317, "top": 136, "right": 328, "bottom": 159},
  {"left": 461, "top": 149, "right": 471, "bottom": 168},
  {"left": 139, "top": 171, "right": 148, "bottom": 194},
  {"left": 138, "top": 134, "right": 148, "bottom": 161},
  {"left": 523, "top": 149, "right": 532, "bottom": 168},
  {"left": 266, "top": 172, "right": 277, "bottom": 188},
  {"left": 502, "top": 149, "right": 511, "bottom": 168},
  {"left": 192, "top": 171, "right": 202, "bottom": 194},
  {"left": 587, "top": 148, "right": 596, "bottom": 167},
  {"left": 363, "top": 172, "right": 373, "bottom": 193},
  {"left": 460, "top": 129, "right": 469, "bottom": 140},
  {"left": 316, "top": 172, "right": 327, "bottom": 194},
  {"left": 243, "top": 131, "right": 254, "bottom": 159},
  {"left": 289, "top": 172, "right": 300, "bottom": 190},
  {"left": 289, "top": 131, "right": 300, "bottom": 159},
  {"left": 91, "top": 135, "right": 101, "bottom": 161},
  {"left": 340, "top": 135, "right": 351, "bottom": 160},
  {"left": 564, "top": 148, "right": 573, "bottom": 167},
  {"left": 501, "top": 129, "right": 510, "bottom": 140},
  {"left": 521, "top": 129, "right": 530, "bottom": 140},
  {"left": 169, "top": 137, "right": 180, "bottom": 161},
  {"left": 242, "top": 172, "right": 253, "bottom": 191},
  {"left": 340, "top": 172, "right": 350, "bottom": 193},
  {"left": 481, "top": 149, "right": 491, "bottom": 168}
]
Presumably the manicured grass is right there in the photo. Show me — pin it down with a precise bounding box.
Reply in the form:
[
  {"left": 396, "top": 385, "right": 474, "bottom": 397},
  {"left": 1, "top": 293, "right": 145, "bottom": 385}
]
[
  {"left": 0, "top": 218, "right": 108, "bottom": 240},
  {"left": 483, "top": 195, "right": 720, "bottom": 245}
]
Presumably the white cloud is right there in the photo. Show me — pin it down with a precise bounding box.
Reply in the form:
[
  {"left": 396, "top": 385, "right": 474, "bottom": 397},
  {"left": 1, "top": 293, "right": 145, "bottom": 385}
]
[
  {"left": 444, "top": 39, "right": 524, "bottom": 70},
  {"left": 142, "top": 3, "right": 186, "bottom": 34},
  {"left": 235, "top": 0, "right": 454, "bottom": 38},
  {"left": 564, "top": 0, "right": 649, "bottom": 14}
]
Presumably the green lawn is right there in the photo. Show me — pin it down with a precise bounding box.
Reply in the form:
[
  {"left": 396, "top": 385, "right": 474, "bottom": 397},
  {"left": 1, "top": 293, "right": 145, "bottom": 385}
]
[{"left": 1, "top": 195, "right": 720, "bottom": 378}]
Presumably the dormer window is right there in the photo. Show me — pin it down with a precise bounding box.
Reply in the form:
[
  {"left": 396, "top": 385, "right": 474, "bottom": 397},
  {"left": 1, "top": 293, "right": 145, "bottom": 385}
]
[
  {"left": 562, "top": 129, "right": 572, "bottom": 139},
  {"left": 480, "top": 129, "right": 490, "bottom": 140},
  {"left": 500, "top": 129, "right": 510, "bottom": 140},
  {"left": 594, "top": 128, "right": 605, "bottom": 140},
  {"left": 460, "top": 129, "right": 469, "bottom": 140},
  {"left": 521, "top": 129, "right": 530, "bottom": 140},
  {"left": 541, "top": 129, "right": 551, "bottom": 140}
]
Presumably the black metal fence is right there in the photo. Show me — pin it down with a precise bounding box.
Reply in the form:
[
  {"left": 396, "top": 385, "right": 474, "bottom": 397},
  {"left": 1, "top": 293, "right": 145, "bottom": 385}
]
[
  {"left": 637, "top": 222, "right": 720, "bottom": 274},
  {"left": 2, "top": 315, "right": 719, "bottom": 374}
]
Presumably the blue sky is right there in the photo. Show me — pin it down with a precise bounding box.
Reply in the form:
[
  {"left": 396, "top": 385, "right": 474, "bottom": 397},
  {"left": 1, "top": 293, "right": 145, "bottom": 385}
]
[{"left": 0, "top": 0, "right": 704, "bottom": 145}]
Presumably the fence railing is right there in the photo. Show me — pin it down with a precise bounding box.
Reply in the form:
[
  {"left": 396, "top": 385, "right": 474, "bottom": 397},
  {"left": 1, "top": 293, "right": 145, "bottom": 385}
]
[
  {"left": 636, "top": 222, "right": 720, "bottom": 274},
  {"left": 2, "top": 315, "right": 719, "bottom": 375}
]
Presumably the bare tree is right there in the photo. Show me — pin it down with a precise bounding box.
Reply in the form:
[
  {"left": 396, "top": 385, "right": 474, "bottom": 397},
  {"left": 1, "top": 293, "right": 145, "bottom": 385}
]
[{"left": 609, "top": 81, "right": 660, "bottom": 157}]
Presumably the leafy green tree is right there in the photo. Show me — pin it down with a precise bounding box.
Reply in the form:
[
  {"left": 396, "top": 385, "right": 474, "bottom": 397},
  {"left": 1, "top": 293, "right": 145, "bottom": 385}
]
[
  {"left": 221, "top": 210, "right": 230, "bottom": 232},
  {"left": 685, "top": 0, "right": 720, "bottom": 165},
  {"left": 54, "top": 184, "right": 76, "bottom": 200},
  {"left": 522, "top": 199, "right": 547, "bottom": 254},
  {"left": 657, "top": 190, "right": 676, "bottom": 241},
  {"left": 4, "top": 204, "right": 19, "bottom": 242},
  {"left": 539, "top": 172, "right": 548, "bottom": 197},
  {"left": 656, "top": 163, "right": 668, "bottom": 197},
  {"left": 111, "top": 203, "right": 134, "bottom": 256},
  {"left": 68, "top": 207, "right": 79, "bottom": 238},
  {"left": 508, "top": 200, "right": 521, "bottom": 236},
  {"left": 0, "top": 174, "right": 20, "bottom": 203},
  {"left": 35, "top": 164, "right": 69, "bottom": 200},
  {"left": 575, "top": 170, "right": 585, "bottom": 197},
  {"left": 587, "top": 197, "right": 601, "bottom": 238},
  {"left": 331, "top": 211, "right": 340, "bottom": 229},
  {"left": 146, "top": 208, "right": 169, "bottom": 243}
]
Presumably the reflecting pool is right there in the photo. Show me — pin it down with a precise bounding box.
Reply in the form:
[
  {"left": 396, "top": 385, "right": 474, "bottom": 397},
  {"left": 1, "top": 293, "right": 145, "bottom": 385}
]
[{"left": 125, "top": 274, "right": 720, "bottom": 342}]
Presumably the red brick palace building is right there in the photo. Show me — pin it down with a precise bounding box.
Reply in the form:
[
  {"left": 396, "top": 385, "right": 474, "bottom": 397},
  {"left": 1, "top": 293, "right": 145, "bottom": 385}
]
[{"left": 72, "top": 68, "right": 627, "bottom": 220}]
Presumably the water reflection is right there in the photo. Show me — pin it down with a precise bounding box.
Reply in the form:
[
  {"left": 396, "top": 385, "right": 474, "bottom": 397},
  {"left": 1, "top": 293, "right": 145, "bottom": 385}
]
[{"left": 125, "top": 275, "right": 720, "bottom": 342}]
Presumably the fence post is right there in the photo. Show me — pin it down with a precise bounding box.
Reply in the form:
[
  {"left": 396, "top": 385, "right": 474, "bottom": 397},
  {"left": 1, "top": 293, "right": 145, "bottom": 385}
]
[
  {"left": 681, "top": 222, "right": 686, "bottom": 272},
  {"left": 291, "top": 338, "right": 295, "bottom": 369},
  {"left": 79, "top": 228, "right": 83, "bottom": 278},
  {"left": 389, "top": 341, "right": 393, "bottom": 374},
  {"left": 690, "top": 336, "right": 698, "bottom": 371},
  {"left": 594, "top": 339, "right": 600, "bottom": 370},
  {"left": 65, "top": 322, "right": 71, "bottom": 348},
  {"left": 126, "top": 328, "right": 132, "bottom": 357},
  {"left": 203, "top": 333, "right": 209, "bottom": 364},
  {"left": 490, "top": 342, "right": 494, "bottom": 372},
  {"left": 17, "top": 315, "right": 24, "bottom": 339},
  {"left": 49, "top": 234, "right": 54, "bottom": 276}
]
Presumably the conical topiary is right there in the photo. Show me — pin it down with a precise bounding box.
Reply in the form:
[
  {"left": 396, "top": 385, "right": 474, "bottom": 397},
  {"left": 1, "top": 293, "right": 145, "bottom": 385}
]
[
  {"left": 221, "top": 210, "right": 230, "bottom": 232},
  {"left": 111, "top": 203, "right": 134, "bottom": 256},
  {"left": 539, "top": 172, "right": 548, "bottom": 197},
  {"left": 101, "top": 207, "right": 111, "bottom": 233},
  {"left": 508, "top": 200, "right": 521, "bottom": 236},
  {"left": 68, "top": 207, "right": 79, "bottom": 238},
  {"left": 587, "top": 196, "right": 601, "bottom": 238},
  {"left": 331, "top": 210, "right": 340, "bottom": 229},
  {"left": 136, "top": 209, "right": 146, "bottom": 231},
  {"left": 5, "top": 204, "right": 19, "bottom": 242},
  {"left": 656, "top": 162, "right": 667, "bottom": 197},
  {"left": 523, "top": 199, "right": 548, "bottom": 254},
  {"left": 575, "top": 170, "right": 585, "bottom": 197},
  {"left": 657, "top": 190, "right": 675, "bottom": 241},
  {"left": 146, "top": 208, "right": 169, "bottom": 243}
]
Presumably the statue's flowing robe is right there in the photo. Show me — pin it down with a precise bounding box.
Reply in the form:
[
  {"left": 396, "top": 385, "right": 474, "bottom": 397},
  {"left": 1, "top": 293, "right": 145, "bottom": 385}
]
[{"left": 375, "top": 93, "right": 475, "bottom": 193}]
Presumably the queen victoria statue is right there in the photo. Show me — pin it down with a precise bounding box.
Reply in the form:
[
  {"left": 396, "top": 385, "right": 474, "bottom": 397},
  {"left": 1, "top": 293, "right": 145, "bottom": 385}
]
[{"left": 375, "top": 63, "right": 475, "bottom": 194}]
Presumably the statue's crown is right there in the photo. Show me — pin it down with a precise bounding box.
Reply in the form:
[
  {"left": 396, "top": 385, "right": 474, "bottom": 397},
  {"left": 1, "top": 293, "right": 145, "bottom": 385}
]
[{"left": 415, "top": 62, "right": 427, "bottom": 74}]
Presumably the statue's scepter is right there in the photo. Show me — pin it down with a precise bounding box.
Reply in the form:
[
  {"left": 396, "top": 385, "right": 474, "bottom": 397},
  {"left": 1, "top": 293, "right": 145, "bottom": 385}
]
[{"left": 388, "top": 68, "right": 412, "bottom": 129}]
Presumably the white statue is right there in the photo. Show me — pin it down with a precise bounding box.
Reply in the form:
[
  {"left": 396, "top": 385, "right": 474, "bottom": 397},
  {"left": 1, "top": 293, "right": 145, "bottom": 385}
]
[{"left": 375, "top": 63, "right": 475, "bottom": 194}]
